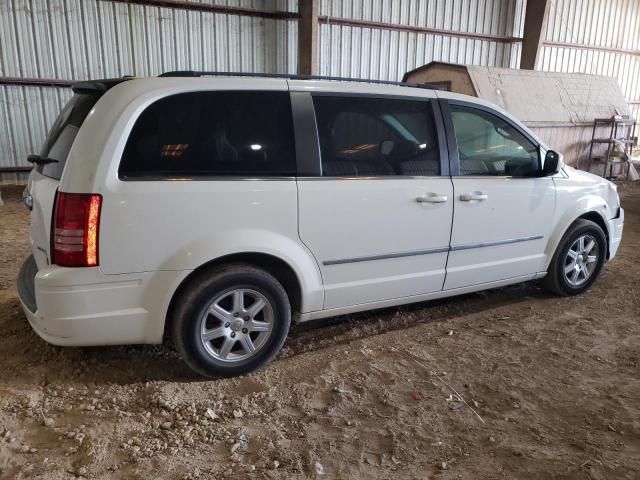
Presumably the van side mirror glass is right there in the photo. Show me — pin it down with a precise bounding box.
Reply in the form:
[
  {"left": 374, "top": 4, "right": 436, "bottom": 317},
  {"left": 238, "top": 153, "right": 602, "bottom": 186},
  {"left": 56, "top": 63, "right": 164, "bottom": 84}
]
[
  {"left": 542, "top": 150, "right": 560, "bottom": 176},
  {"left": 380, "top": 139, "right": 395, "bottom": 156}
]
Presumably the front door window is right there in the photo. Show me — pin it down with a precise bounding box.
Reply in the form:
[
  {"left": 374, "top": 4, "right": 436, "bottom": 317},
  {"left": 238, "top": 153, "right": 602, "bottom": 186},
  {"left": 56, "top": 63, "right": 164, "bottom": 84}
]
[{"left": 450, "top": 105, "right": 540, "bottom": 177}]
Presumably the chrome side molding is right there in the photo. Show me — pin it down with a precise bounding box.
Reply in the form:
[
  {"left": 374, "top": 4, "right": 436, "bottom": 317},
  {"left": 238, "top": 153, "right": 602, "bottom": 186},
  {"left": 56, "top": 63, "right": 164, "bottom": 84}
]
[
  {"left": 323, "top": 246, "right": 450, "bottom": 266},
  {"left": 323, "top": 235, "right": 544, "bottom": 266},
  {"left": 450, "top": 235, "right": 543, "bottom": 251}
]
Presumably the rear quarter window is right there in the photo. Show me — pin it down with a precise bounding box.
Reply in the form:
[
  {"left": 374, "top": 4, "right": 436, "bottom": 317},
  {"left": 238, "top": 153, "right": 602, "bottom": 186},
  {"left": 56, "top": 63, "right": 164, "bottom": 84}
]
[
  {"left": 312, "top": 95, "right": 440, "bottom": 177},
  {"left": 119, "top": 91, "right": 296, "bottom": 178}
]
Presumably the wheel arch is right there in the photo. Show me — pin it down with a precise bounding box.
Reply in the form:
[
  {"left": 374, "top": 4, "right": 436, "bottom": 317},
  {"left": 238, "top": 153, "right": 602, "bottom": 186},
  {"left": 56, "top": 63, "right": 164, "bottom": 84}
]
[
  {"left": 544, "top": 201, "right": 610, "bottom": 269},
  {"left": 164, "top": 252, "right": 307, "bottom": 343},
  {"left": 577, "top": 211, "right": 610, "bottom": 259}
]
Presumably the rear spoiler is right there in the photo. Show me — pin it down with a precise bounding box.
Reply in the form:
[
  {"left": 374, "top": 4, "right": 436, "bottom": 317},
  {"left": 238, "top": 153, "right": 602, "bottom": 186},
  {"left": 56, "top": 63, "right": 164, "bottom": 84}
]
[{"left": 72, "top": 76, "right": 135, "bottom": 94}]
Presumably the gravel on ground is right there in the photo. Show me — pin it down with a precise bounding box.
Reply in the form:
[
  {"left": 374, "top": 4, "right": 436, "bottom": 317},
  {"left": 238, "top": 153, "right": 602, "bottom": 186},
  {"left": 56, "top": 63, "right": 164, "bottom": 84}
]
[{"left": 1, "top": 182, "right": 639, "bottom": 479}]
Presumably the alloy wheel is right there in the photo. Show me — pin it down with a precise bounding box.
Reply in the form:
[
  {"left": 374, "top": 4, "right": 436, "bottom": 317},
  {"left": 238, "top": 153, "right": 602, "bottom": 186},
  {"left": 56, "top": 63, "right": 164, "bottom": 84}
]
[
  {"left": 199, "top": 288, "right": 274, "bottom": 362},
  {"left": 563, "top": 234, "right": 599, "bottom": 287}
]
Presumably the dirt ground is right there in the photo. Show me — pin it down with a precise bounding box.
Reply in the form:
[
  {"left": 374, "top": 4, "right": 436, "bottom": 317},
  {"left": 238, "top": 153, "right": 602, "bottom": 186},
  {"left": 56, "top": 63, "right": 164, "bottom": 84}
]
[{"left": 0, "top": 183, "right": 638, "bottom": 480}]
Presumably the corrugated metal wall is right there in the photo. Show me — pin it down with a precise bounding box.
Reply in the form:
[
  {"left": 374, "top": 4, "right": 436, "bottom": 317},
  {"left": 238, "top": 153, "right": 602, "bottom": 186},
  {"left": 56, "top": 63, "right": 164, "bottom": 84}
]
[
  {"left": 0, "top": 87, "right": 72, "bottom": 177},
  {"left": 1, "top": 0, "right": 297, "bottom": 79},
  {"left": 530, "top": 124, "right": 624, "bottom": 170},
  {"left": 539, "top": 0, "right": 640, "bottom": 122},
  {"left": 318, "top": 0, "right": 526, "bottom": 80},
  {"left": 2, "top": 0, "right": 528, "bottom": 178},
  {"left": 2, "top": 0, "right": 640, "bottom": 180},
  {"left": 0, "top": 0, "right": 297, "bottom": 178}
]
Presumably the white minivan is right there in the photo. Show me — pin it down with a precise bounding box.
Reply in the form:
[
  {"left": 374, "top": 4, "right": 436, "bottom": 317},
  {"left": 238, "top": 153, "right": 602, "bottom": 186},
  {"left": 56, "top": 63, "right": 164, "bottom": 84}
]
[{"left": 18, "top": 73, "right": 624, "bottom": 377}]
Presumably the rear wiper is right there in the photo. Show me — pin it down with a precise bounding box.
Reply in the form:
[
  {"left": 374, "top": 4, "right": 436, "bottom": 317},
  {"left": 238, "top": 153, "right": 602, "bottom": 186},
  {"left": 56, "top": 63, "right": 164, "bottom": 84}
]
[{"left": 27, "top": 154, "right": 58, "bottom": 165}]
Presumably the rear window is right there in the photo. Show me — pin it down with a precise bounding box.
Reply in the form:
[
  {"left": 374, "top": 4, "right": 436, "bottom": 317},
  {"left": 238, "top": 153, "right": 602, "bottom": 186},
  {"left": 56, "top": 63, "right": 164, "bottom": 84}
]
[
  {"left": 119, "top": 91, "right": 296, "bottom": 178},
  {"left": 39, "top": 93, "right": 100, "bottom": 179}
]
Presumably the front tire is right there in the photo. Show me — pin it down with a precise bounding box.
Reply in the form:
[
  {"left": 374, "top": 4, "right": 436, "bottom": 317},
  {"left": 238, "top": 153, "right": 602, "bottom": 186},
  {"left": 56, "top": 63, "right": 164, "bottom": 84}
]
[
  {"left": 172, "top": 265, "right": 291, "bottom": 378},
  {"left": 542, "top": 219, "right": 607, "bottom": 296}
]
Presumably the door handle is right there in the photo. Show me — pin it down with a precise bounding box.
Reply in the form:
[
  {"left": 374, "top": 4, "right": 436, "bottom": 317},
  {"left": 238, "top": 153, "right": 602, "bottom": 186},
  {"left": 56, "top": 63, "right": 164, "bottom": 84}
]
[
  {"left": 416, "top": 194, "right": 448, "bottom": 204},
  {"left": 460, "top": 192, "right": 488, "bottom": 202}
]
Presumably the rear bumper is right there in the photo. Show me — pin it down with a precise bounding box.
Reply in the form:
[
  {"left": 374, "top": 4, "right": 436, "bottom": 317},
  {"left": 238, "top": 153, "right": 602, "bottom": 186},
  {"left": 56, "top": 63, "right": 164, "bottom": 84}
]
[
  {"left": 17, "top": 255, "right": 186, "bottom": 346},
  {"left": 608, "top": 207, "right": 624, "bottom": 260}
]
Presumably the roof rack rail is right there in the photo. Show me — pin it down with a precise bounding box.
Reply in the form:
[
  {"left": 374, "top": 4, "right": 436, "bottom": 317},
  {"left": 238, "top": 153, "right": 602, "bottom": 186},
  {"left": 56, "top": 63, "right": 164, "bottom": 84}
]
[{"left": 158, "top": 71, "right": 436, "bottom": 90}]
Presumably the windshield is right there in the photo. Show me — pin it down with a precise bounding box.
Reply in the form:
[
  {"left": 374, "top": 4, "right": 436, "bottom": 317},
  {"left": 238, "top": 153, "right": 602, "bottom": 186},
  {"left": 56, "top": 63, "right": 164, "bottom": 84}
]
[{"left": 38, "top": 93, "right": 100, "bottom": 179}]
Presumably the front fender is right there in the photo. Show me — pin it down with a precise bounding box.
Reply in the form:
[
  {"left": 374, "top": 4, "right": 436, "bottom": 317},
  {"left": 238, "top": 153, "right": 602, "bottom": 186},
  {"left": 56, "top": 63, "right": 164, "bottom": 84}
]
[{"left": 544, "top": 193, "right": 609, "bottom": 269}]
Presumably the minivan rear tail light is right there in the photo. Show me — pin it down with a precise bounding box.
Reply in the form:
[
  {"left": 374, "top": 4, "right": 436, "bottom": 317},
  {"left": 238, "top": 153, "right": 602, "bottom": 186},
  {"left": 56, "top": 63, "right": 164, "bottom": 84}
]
[{"left": 52, "top": 192, "right": 102, "bottom": 267}]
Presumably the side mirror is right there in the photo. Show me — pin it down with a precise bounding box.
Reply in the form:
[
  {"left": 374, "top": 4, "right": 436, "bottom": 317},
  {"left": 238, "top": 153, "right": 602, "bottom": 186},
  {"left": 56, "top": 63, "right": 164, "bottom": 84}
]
[{"left": 542, "top": 150, "right": 561, "bottom": 176}]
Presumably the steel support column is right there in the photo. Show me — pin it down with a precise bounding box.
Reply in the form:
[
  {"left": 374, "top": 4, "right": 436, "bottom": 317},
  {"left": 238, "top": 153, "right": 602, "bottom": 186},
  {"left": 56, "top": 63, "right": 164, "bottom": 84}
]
[
  {"left": 297, "top": 0, "right": 319, "bottom": 75},
  {"left": 520, "top": 0, "right": 550, "bottom": 69}
]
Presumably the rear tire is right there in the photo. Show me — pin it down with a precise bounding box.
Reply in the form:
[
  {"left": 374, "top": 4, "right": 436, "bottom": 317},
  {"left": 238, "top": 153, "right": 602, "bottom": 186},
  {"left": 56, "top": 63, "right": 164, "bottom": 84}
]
[
  {"left": 542, "top": 219, "right": 606, "bottom": 296},
  {"left": 172, "top": 264, "right": 291, "bottom": 378}
]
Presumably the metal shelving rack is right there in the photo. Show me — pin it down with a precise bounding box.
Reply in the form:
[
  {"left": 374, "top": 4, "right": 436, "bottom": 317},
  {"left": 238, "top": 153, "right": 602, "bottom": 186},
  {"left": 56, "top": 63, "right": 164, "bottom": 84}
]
[{"left": 586, "top": 117, "right": 636, "bottom": 179}]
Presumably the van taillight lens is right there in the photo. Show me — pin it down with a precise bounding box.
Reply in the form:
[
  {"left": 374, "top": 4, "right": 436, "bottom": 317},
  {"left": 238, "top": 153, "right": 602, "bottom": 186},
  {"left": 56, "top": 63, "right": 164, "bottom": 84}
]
[{"left": 52, "top": 192, "right": 102, "bottom": 267}]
